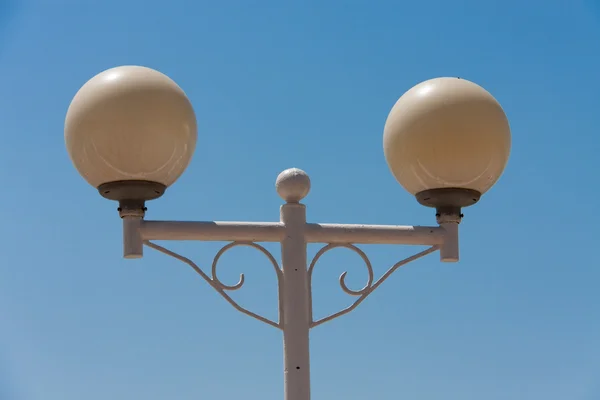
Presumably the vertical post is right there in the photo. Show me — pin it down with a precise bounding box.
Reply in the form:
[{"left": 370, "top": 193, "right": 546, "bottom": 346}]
[
  {"left": 122, "top": 216, "right": 143, "bottom": 259},
  {"left": 437, "top": 208, "right": 460, "bottom": 263},
  {"left": 280, "top": 202, "right": 311, "bottom": 400},
  {"left": 120, "top": 202, "right": 145, "bottom": 259},
  {"left": 439, "top": 221, "right": 459, "bottom": 262},
  {"left": 276, "top": 167, "right": 313, "bottom": 400}
]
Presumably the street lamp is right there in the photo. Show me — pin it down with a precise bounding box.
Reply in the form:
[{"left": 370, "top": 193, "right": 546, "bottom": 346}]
[{"left": 65, "top": 66, "right": 511, "bottom": 400}]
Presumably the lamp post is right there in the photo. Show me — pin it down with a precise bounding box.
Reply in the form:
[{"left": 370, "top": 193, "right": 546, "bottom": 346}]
[{"left": 64, "top": 66, "right": 511, "bottom": 400}]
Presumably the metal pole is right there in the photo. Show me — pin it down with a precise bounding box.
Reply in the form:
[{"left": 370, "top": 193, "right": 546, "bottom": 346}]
[
  {"left": 134, "top": 168, "right": 458, "bottom": 398},
  {"left": 280, "top": 200, "right": 311, "bottom": 400}
]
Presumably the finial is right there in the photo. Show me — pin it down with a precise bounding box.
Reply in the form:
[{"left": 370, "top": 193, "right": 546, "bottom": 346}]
[{"left": 275, "top": 168, "right": 311, "bottom": 203}]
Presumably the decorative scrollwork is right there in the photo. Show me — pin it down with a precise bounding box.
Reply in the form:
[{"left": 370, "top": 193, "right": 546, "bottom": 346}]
[
  {"left": 144, "top": 240, "right": 283, "bottom": 329},
  {"left": 211, "top": 241, "right": 282, "bottom": 291},
  {"left": 309, "top": 244, "right": 374, "bottom": 296},
  {"left": 308, "top": 244, "right": 440, "bottom": 328}
]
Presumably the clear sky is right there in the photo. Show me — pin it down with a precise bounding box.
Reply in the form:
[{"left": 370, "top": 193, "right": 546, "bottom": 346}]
[{"left": 0, "top": 0, "right": 599, "bottom": 399}]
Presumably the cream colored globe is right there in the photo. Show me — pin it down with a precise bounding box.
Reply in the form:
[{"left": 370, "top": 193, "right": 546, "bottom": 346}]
[
  {"left": 65, "top": 65, "right": 197, "bottom": 189},
  {"left": 383, "top": 77, "right": 511, "bottom": 196}
]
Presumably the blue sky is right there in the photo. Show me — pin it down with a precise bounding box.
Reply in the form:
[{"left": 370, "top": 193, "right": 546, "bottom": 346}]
[{"left": 0, "top": 0, "right": 599, "bottom": 399}]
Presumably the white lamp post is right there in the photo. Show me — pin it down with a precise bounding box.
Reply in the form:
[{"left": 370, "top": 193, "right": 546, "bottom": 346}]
[{"left": 65, "top": 66, "right": 511, "bottom": 400}]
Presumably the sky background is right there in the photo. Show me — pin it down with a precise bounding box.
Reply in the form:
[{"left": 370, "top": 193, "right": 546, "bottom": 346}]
[{"left": 0, "top": 0, "right": 599, "bottom": 399}]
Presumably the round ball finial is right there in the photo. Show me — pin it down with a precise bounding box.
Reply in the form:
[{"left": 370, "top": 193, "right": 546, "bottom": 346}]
[{"left": 276, "top": 168, "right": 311, "bottom": 203}]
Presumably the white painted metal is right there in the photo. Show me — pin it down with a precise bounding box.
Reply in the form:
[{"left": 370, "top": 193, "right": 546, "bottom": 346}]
[
  {"left": 307, "top": 243, "right": 439, "bottom": 328},
  {"left": 305, "top": 223, "right": 444, "bottom": 245},
  {"left": 280, "top": 202, "right": 311, "bottom": 400},
  {"left": 139, "top": 220, "right": 445, "bottom": 245},
  {"left": 145, "top": 240, "right": 284, "bottom": 329},
  {"left": 121, "top": 168, "right": 464, "bottom": 399},
  {"left": 439, "top": 222, "right": 459, "bottom": 262},
  {"left": 123, "top": 216, "right": 143, "bottom": 259},
  {"left": 140, "top": 220, "right": 285, "bottom": 242}
]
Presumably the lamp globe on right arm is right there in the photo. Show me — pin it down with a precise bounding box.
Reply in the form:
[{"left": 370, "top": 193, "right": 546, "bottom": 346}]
[{"left": 383, "top": 77, "right": 511, "bottom": 218}]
